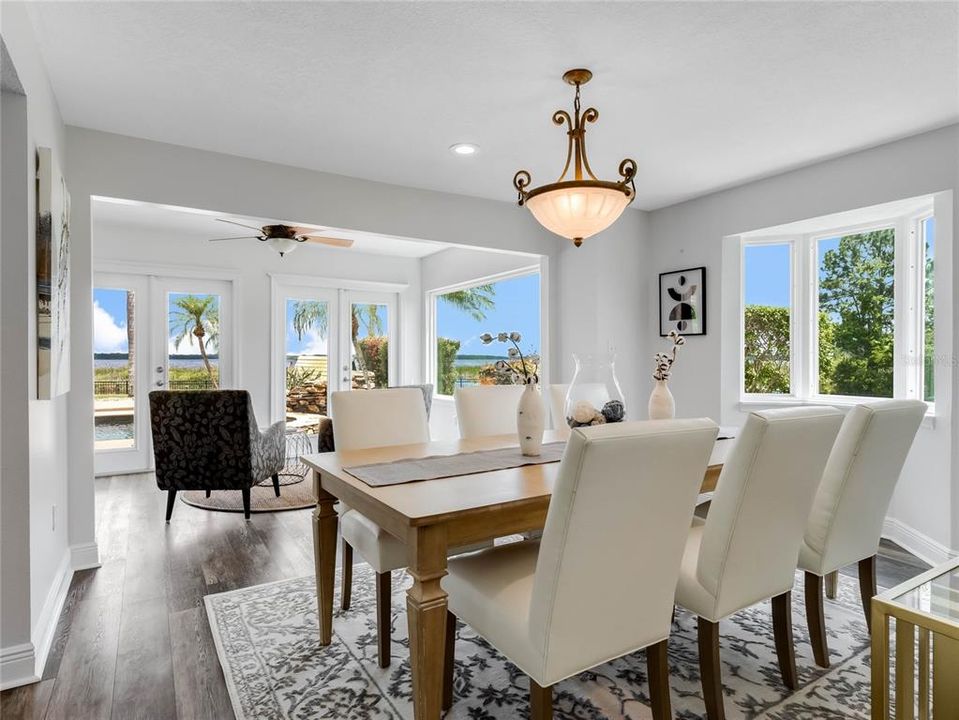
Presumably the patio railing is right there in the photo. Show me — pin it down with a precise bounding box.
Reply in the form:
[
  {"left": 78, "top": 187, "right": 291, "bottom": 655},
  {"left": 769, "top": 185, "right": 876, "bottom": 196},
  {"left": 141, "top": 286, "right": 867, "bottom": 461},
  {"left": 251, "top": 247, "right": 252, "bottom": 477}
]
[{"left": 94, "top": 378, "right": 218, "bottom": 396}]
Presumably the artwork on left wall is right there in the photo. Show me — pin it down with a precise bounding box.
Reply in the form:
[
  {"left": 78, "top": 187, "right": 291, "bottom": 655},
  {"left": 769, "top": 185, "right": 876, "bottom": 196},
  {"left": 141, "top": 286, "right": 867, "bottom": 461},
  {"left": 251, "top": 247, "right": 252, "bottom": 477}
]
[{"left": 37, "top": 146, "right": 71, "bottom": 399}]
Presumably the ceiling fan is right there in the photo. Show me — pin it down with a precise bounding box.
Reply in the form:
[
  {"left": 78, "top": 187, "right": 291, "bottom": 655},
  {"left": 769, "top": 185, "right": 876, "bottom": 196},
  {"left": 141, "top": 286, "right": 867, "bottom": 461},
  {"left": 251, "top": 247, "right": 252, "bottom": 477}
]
[{"left": 208, "top": 219, "right": 355, "bottom": 257}]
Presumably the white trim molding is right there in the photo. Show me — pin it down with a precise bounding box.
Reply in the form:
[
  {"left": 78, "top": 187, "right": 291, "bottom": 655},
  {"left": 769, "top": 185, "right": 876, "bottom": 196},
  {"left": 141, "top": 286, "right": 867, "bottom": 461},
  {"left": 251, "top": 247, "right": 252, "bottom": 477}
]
[
  {"left": 30, "top": 551, "right": 74, "bottom": 684},
  {"left": 70, "top": 541, "right": 101, "bottom": 571},
  {"left": 883, "top": 517, "right": 957, "bottom": 567},
  {"left": 0, "top": 643, "right": 38, "bottom": 690}
]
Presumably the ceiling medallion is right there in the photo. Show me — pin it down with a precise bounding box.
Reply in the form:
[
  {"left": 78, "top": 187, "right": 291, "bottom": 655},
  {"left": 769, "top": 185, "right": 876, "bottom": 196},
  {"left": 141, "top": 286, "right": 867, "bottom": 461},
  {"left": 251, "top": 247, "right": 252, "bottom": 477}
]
[{"left": 513, "top": 68, "right": 637, "bottom": 247}]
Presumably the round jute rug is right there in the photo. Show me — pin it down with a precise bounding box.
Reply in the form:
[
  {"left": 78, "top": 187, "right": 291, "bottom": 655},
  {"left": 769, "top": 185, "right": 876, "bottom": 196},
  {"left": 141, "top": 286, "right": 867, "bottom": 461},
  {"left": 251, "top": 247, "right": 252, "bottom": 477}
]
[{"left": 180, "top": 478, "right": 313, "bottom": 514}]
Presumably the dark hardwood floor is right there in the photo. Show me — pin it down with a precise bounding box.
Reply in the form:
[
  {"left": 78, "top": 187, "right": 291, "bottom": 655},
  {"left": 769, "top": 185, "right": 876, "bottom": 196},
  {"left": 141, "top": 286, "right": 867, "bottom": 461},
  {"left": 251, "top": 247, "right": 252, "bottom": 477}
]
[{"left": 1, "top": 474, "right": 931, "bottom": 720}]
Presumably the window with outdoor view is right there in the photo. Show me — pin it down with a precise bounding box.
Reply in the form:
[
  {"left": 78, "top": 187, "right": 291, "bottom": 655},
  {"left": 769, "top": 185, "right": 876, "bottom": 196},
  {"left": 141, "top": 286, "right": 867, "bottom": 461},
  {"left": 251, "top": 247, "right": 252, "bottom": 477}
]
[
  {"left": 816, "top": 229, "right": 895, "bottom": 398},
  {"left": 922, "top": 216, "right": 935, "bottom": 403},
  {"left": 741, "top": 203, "right": 936, "bottom": 410},
  {"left": 743, "top": 244, "right": 792, "bottom": 394},
  {"left": 433, "top": 272, "right": 541, "bottom": 396}
]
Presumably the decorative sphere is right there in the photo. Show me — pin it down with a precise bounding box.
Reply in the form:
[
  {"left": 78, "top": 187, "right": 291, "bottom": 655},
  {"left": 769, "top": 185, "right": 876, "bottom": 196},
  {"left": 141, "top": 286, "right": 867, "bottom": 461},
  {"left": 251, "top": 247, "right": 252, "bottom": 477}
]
[
  {"left": 601, "top": 400, "right": 625, "bottom": 423},
  {"left": 571, "top": 400, "right": 597, "bottom": 424}
]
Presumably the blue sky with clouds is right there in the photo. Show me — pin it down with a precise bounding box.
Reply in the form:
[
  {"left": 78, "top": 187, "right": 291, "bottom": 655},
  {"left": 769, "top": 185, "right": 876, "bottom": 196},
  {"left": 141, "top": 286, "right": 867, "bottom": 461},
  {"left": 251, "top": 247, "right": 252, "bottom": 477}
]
[{"left": 437, "top": 273, "right": 540, "bottom": 356}]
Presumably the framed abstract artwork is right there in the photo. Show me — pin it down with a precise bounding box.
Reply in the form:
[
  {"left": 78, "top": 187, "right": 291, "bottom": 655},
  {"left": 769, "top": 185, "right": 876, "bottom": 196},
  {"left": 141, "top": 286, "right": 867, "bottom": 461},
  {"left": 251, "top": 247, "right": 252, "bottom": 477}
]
[
  {"left": 36, "top": 146, "right": 71, "bottom": 399},
  {"left": 659, "top": 266, "right": 705, "bottom": 336}
]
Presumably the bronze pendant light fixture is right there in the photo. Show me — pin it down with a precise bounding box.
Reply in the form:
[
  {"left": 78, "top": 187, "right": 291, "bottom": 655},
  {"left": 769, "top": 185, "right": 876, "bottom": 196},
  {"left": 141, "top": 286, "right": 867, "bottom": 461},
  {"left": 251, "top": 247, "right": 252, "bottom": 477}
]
[{"left": 513, "top": 69, "right": 637, "bottom": 247}]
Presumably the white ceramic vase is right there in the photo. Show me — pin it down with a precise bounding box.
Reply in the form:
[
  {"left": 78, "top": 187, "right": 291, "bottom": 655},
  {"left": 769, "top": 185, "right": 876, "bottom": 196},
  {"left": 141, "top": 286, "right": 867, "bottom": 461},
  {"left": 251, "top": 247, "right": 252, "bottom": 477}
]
[
  {"left": 517, "top": 382, "right": 546, "bottom": 456},
  {"left": 648, "top": 379, "right": 675, "bottom": 420}
]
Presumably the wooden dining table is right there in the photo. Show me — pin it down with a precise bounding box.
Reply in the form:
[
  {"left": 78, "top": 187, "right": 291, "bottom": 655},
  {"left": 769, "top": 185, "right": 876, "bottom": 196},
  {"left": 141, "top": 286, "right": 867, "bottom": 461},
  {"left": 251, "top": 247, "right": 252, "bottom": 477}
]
[{"left": 301, "top": 429, "right": 732, "bottom": 720}]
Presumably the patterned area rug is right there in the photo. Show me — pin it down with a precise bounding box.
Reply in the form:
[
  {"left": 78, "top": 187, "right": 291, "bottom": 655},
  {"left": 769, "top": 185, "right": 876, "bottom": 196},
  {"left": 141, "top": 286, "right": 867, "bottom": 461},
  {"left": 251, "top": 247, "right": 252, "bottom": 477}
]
[
  {"left": 205, "top": 562, "right": 874, "bottom": 719},
  {"left": 181, "top": 479, "right": 313, "bottom": 513}
]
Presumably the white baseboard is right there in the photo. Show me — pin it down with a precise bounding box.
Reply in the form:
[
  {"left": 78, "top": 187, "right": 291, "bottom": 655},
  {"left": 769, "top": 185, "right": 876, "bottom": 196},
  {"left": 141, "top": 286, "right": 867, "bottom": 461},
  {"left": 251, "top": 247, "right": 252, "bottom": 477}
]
[
  {"left": 0, "top": 643, "right": 39, "bottom": 691},
  {"left": 30, "top": 550, "right": 73, "bottom": 684},
  {"left": 883, "top": 517, "right": 957, "bottom": 567},
  {"left": 70, "top": 541, "right": 101, "bottom": 571}
]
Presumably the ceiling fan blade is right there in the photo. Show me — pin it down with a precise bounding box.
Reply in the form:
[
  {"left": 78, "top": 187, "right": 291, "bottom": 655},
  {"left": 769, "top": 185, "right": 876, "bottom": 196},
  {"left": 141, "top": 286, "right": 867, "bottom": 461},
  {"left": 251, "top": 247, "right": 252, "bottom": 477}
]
[
  {"left": 302, "top": 235, "right": 354, "bottom": 248},
  {"left": 208, "top": 236, "right": 260, "bottom": 242},
  {"left": 291, "top": 224, "right": 327, "bottom": 234},
  {"left": 216, "top": 218, "right": 265, "bottom": 232}
]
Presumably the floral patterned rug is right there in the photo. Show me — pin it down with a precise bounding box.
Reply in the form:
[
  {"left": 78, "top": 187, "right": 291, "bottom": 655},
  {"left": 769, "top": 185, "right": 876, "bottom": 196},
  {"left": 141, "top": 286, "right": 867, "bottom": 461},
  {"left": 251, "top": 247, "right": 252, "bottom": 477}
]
[{"left": 205, "top": 562, "right": 874, "bottom": 719}]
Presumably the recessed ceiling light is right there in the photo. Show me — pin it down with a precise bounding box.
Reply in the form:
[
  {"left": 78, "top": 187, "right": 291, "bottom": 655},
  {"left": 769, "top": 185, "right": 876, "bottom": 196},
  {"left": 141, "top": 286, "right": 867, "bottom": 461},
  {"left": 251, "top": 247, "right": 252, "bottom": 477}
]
[{"left": 450, "top": 143, "right": 479, "bottom": 156}]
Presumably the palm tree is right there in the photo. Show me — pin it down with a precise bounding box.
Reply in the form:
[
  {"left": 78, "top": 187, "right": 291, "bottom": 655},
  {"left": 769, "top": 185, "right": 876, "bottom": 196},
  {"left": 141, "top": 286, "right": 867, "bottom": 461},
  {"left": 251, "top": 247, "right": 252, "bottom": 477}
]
[
  {"left": 170, "top": 294, "right": 220, "bottom": 387},
  {"left": 439, "top": 284, "right": 495, "bottom": 321}
]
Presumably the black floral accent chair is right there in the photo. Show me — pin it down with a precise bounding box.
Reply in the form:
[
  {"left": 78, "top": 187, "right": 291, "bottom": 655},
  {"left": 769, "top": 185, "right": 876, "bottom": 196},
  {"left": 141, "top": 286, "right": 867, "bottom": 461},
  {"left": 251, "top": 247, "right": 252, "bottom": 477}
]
[{"left": 149, "top": 390, "right": 285, "bottom": 521}]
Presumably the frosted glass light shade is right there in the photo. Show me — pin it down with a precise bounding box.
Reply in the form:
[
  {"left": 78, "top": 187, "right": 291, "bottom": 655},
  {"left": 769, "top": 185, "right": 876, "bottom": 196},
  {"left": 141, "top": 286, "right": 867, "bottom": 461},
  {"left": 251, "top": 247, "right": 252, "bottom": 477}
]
[
  {"left": 525, "top": 183, "right": 632, "bottom": 245},
  {"left": 267, "top": 237, "right": 299, "bottom": 256}
]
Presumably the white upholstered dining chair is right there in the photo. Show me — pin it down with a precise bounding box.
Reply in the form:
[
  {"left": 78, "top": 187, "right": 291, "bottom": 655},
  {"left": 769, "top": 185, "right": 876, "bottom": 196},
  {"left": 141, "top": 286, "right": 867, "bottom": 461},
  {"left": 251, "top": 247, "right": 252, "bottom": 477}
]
[
  {"left": 453, "top": 385, "right": 525, "bottom": 439},
  {"left": 799, "top": 399, "right": 925, "bottom": 668},
  {"left": 442, "top": 418, "right": 720, "bottom": 720},
  {"left": 674, "top": 406, "right": 843, "bottom": 720},
  {"left": 330, "top": 388, "right": 430, "bottom": 667}
]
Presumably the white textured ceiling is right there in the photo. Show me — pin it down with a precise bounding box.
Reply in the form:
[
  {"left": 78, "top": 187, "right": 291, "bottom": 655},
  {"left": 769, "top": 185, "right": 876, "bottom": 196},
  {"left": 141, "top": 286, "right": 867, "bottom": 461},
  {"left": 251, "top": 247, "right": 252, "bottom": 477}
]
[
  {"left": 27, "top": 1, "right": 959, "bottom": 210},
  {"left": 92, "top": 197, "right": 447, "bottom": 258}
]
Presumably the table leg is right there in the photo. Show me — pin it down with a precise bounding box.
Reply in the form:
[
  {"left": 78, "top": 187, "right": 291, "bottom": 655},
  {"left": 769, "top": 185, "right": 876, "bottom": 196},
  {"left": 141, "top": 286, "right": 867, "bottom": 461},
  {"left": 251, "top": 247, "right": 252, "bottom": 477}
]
[
  {"left": 312, "top": 471, "right": 338, "bottom": 645},
  {"left": 871, "top": 607, "right": 888, "bottom": 720},
  {"left": 406, "top": 524, "right": 449, "bottom": 720}
]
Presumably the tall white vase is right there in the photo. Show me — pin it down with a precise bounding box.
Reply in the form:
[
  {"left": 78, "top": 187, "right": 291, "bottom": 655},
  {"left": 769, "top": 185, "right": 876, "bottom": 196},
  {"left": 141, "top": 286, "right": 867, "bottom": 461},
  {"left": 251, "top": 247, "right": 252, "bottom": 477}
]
[
  {"left": 517, "top": 382, "right": 546, "bottom": 456},
  {"left": 648, "top": 379, "right": 675, "bottom": 420}
]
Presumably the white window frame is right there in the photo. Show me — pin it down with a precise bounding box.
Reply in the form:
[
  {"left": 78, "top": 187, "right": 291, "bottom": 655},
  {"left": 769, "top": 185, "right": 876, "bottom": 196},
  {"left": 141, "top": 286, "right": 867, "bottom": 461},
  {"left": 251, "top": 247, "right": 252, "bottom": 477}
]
[
  {"left": 426, "top": 264, "right": 544, "bottom": 400},
  {"left": 740, "top": 206, "right": 935, "bottom": 412}
]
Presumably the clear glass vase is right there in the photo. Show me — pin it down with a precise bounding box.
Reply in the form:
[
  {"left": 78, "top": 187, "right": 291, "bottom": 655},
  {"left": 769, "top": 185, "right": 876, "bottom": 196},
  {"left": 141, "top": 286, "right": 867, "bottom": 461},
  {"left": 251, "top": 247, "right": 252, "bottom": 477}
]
[{"left": 564, "top": 353, "right": 626, "bottom": 428}]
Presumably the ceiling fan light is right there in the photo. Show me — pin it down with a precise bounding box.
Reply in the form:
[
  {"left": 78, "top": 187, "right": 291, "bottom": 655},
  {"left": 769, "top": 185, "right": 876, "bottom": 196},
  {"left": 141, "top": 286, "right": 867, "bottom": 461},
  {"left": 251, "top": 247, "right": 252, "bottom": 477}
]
[
  {"left": 525, "top": 183, "right": 632, "bottom": 246},
  {"left": 267, "top": 237, "right": 299, "bottom": 257}
]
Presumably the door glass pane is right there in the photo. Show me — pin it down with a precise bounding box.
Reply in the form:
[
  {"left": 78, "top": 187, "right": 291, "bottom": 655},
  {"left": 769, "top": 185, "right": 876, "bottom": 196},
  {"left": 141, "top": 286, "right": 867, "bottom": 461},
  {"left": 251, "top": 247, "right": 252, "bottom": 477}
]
[
  {"left": 286, "top": 298, "right": 330, "bottom": 430},
  {"left": 743, "top": 245, "right": 791, "bottom": 394},
  {"left": 816, "top": 229, "right": 895, "bottom": 397},
  {"left": 167, "top": 292, "right": 220, "bottom": 390},
  {"left": 93, "top": 287, "right": 136, "bottom": 450},
  {"left": 351, "top": 303, "right": 389, "bottom": 390}
]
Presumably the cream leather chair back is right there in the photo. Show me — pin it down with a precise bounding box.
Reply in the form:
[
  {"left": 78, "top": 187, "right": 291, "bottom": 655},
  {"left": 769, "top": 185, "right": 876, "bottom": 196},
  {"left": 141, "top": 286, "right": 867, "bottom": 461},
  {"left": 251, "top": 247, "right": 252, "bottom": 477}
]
[
  {"left": 697, "top": 407, "right": 843, "bottom": 619},
  {"left": 330, "top": 388, "right": 430, "bottom": 451},
  {"left": 802, "top": 399, "right": 925, "bottom": 574},
  {"left": 453, "top": 385, "right": 525, "bottom": 439},
  {"left": 529, "top": 418, "right": 719, "bottom": 682}
]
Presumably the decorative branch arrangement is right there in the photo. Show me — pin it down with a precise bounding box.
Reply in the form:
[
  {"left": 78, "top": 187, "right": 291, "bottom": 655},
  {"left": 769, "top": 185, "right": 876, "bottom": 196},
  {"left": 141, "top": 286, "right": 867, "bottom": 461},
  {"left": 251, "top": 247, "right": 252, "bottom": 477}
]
[
  {"left": 480, "top": 332, "right": 540, "bottom": 385},
  {"left": 652, "top": 330, "right": 686, "bottom": 381}
]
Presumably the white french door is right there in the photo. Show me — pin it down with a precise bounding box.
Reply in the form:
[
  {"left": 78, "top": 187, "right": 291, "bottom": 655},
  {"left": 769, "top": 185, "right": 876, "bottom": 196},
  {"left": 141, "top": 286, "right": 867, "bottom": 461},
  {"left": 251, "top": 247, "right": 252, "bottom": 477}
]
[
  {"left": 94, "top": 271, "right": 234, "bottom": 475},
  {"left": 338, "top": 290, "right": 398, "bottom": 394},
  {"left": 272, "top": 281, "right": 398, "bottom": 426}
]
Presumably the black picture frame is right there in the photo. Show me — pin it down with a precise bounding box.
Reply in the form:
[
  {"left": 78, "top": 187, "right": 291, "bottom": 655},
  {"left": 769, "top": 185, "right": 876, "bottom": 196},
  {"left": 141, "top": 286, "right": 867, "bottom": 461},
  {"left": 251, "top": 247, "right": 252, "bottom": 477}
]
[{"left": 659, "top": 266, "right": 706, "bottom": 336}]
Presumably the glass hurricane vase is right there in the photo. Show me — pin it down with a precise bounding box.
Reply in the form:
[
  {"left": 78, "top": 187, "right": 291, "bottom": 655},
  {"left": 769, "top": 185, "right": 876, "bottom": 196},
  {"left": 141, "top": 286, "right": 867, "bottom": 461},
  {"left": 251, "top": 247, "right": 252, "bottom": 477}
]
[{"left": 564, "top": 353, "right": 626, "bottom": 429}]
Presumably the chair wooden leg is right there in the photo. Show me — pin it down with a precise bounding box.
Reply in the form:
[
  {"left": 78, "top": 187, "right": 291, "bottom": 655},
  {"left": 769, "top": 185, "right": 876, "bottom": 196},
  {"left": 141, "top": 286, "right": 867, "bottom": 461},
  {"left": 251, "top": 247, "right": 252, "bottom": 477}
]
[
  {"left": 272, "top": 473, "right": 281, "bottom": 497},
  {"left": 205, "top": 489, "right": 211, "bottom": 498},
  {"left": 443, "top": 611, "right": 456, "bottom": 711},
  {"left": 340, "top": 539, "right": 353, "bottom": 611},
  {"left": 241, "top": 488, "right": 251, "bottom": 520},
  {"left": 804, "top": 572, "right": 830, "bottom": 668},
  {"left": 825, "top": 569, "right": 839, "bottom": 599},
  {"left": 529, "top": 679, "right": 553, "bottom": 720},
  {"left": 165, "top": 490, "right": 177, "bottom": 522},
  {"left": 646, "top": 638, "right": 672, "bottom": 720},
  {"left": 772, "top": 591, "right": 798, "bottom": 690},
  {"left": 859, "top": 555, "right": 877, "bottom": 632},
  {"left": 697, "top": 617, "right": 725, "bottom": 720},
  {"left": 375, "top": 570, "right": 391, "bottom": 668}
]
